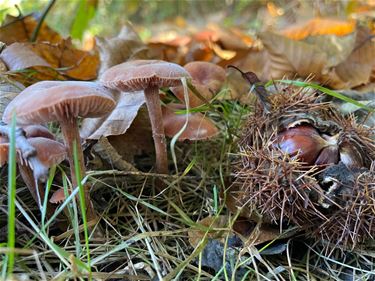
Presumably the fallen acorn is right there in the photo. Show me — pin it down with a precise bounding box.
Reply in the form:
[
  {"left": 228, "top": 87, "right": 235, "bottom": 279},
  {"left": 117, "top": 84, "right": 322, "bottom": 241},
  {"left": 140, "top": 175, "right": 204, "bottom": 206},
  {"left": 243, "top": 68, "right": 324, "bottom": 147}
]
[{"left": 227, "top": 66, "right": 375, "bottom": 249}]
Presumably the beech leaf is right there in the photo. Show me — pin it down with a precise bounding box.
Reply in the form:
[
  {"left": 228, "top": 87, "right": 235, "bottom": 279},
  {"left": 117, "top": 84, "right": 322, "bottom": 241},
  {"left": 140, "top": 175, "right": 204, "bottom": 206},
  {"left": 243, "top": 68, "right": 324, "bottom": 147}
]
[{"left": 80, "top": 91, "right": 145, "bottom": 140}]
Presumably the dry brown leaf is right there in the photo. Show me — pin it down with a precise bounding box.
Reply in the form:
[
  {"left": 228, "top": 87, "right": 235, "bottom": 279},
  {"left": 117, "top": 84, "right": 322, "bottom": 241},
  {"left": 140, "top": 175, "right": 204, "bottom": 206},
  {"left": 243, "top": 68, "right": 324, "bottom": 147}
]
[
  {"left": 0, "top": 80, "right": 24, "bottom": 119},
  {"left": 188, "top": 216, "right": 230, "bottom": 248},
  {"left": 0, "top": 14, "right": 61, "bottom": 44},
  {"left": 80, "top": 91, "right": 145, "bottom": 140},
  {"left": 188, "top": 216, "right": 287, "bottom": 248},
  {"left": 92, "top": 137, "right": 138, "bottom": 172},
  {"left": 107, "top": 107, "right": 153, "bottom": 163},
  {"left": 328, "top": 27, "right": 375, "bottom": 89},
  {"left": 0, "top": 43, "right": 50, "bottom": 70},
  {"left": 259, "top": 31, "right": 322, "bottom": 78},
  {"left": 29, "top": 38, "right": 99, "bottom": 81},
  {"left": 0, "top": 42, "right": 69, "bottom": 85},
  {"left": 282, "top": 18, "right": 356, "bottom": 40},
  {"left": 96, "top": 24, "right": 149, "bottom": 76},
  {"left": 259, "top": 31, "right": 357, "bottom": 83},
  {"left": 5, "top": 65, "right": 66, "bottom": 86}
]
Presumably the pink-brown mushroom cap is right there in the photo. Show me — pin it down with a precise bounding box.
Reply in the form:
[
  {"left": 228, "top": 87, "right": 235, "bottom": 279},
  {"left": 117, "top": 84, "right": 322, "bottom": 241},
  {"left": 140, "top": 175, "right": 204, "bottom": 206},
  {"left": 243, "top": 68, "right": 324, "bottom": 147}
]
[
  {"left": 2, "top": 81, "right": 116, "bottom": 125},
  {"left": 23, "top": 125, "right": 55, "bottom": 140},
  {"left": 162, "top": 104, "right": 219, "bottom": 141},
  {"left": 50, "top": 188, "right": 65, "bottom": 204},
  {"left": 0, "top": 143, "right": 9, "bottom": 166},
  {"left": 171, "top": 61, "right": 226, "bottom": 107},
  {"left": 27, "top": 137, "right": 66, "bottom": 167},
  {"left": 100, "top": 60, "right": 191, "bottom": 91}
]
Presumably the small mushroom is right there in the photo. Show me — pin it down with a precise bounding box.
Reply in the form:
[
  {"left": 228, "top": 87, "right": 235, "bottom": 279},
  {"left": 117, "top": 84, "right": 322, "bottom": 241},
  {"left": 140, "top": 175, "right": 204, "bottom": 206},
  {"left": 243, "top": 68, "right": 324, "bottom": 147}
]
[
  {"left": 162, "top": 103, "right": 219, "bottom": 141},
  {"left": 171, "top": 61, "right": 226, "bottom": 107},
  {"left": 23, "top": 125, "right": 55, "bottom": 140},
  {"left": 0, "top": 137, "right": 66, "bottom": 208},
  {"left": 50, "top": 188, "right": 65, "bottom": 204},
  {"left": 100, "top": 60, "right": 191, "bottom": 174},
  {"left": 3, "top": 81, "right": 116, "bottom": 223}
]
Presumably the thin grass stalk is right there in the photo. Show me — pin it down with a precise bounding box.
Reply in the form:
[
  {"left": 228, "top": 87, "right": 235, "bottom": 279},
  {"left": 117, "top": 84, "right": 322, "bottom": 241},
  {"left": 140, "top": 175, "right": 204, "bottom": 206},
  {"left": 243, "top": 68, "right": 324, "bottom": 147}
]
[
  {"left": 73, "top": 141, "right": 91, "bottom": 279},
  {"left": 6, "top": 112, "right": 17, "bottom": 277}
]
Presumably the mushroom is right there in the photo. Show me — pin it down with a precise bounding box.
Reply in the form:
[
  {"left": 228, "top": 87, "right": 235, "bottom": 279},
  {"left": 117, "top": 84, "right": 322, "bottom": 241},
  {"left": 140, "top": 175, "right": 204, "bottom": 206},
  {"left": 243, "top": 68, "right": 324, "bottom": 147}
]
[
  {"left": 23, "top": 125, "right": 55, "bottom": 140},
  {"left": 0, "top": 137, "right": 66, "bottom": 208},
  {"left": 162, "top": 103, "right": 219, "bottom": 141},
  {"left": 171, "top": 61, "right": 226, "bottom": 108},
  {"left": 3, "top": 81, "right": 116, "bottom": 223},
  {"left": 100, "top": 60, "right": 191, "bottom": 174}
]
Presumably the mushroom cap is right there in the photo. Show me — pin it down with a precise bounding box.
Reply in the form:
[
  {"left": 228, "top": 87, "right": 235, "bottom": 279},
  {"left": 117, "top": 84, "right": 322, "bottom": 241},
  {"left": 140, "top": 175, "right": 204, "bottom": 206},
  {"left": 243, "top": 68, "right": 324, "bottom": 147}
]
[
  {"left": 162, "top": 104, "right": 219, "bottom": 141},
  {"left": 27, "top": 137, "right": 66, "bottom": 167},
  {"left": 100, "top": 60, "right": 191, "bottom": 92},
  {"left": 0, "top": 143, "right": 9, "bottom": 166},
  {"left": 23, "top": 125, "right": 55, "bottom": 140},
  {"left": 171, "top": 61, "right": 225, "bottom": 107},
  {"left": 50, "top": 188, "right": 65, "bottom": 204},
  {"left": 2, "top": 81, "right": 116, "bottom": 125}
]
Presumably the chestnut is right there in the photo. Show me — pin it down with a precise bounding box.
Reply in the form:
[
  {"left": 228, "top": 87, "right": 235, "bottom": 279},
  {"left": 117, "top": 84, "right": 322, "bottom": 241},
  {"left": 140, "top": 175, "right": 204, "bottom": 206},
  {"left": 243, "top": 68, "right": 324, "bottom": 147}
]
[{"left": 275, "top": 124, "right": 339, "bottom": 165}]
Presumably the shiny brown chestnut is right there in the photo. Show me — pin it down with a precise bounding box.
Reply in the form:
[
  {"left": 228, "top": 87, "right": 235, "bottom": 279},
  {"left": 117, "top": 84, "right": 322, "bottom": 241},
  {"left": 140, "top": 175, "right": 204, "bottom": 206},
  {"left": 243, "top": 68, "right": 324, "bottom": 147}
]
[{"left": 275, "top": 124, "right": 339, "bottom": 165}]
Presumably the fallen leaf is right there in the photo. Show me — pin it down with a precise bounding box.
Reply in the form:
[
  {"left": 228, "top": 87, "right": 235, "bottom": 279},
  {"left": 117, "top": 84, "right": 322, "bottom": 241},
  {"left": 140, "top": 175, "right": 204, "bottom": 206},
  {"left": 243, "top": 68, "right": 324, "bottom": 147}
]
[
  {"left": 0, "top": 79, "right": 24, "bottom": 119},
  {"left": 282, "top": 18, "right": 356, "bottom": 40},
  {"left": 92, "top": 137, "right": 138, "bottom": 171},
  {"left": 96, "top": 24, "right": 149, "bottom": 76},
  {"left": 80, "top": 91, "right": 145, "bottom": 140},
  {"left": 188, "top": 215, "right": 292, "bottom": 248},
  {"left": 188, "top": 216, "right": 229, "bottom": 248},
  {"left": 0, "top": 42, "right": 66, "bottom": 85},
  {"left": 328, "top": 27, "right": 375, "bottom": 89},
  {"left": 29, "top": 38, "right": 99, "bottom": 81},
  {"left": 0, "top": 14, "right": 61, "bottom": 44},
  {"left": 0, "top": 43, "right": 50, "bottom": 70},
  {"left": 107, "top": 107, "right": 153, "bottom": 163},
  {"left": 259, "top": 31, "right": 357, "bottom": 84}
]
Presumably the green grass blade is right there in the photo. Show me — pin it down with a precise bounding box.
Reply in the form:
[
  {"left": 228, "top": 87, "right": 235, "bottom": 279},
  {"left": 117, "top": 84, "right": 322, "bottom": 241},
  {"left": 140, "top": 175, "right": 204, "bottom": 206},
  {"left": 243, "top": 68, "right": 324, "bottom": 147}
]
[
  {"left": 73, "top": 141, "right": 91, "bottom": 279},
  {"left": 277, "top": 80, "right": 374, "bottom": 112},
  {"left": 6, "top": 112, "right": 17, "bottom": 276}
]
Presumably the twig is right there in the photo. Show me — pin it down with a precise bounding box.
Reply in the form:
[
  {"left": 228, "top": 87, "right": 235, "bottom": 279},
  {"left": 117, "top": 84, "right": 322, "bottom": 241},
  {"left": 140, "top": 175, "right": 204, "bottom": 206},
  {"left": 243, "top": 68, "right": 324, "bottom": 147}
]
[{"left": 30, "top": 0, "right": 57, "bottom": 42}]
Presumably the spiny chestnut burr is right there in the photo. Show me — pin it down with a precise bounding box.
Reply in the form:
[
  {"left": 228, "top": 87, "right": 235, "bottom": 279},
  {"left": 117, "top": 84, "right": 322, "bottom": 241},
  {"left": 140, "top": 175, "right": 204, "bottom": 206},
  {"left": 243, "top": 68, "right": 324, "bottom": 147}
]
[{"left": 228, "top": 67, "right": 375, "bottom": 249}]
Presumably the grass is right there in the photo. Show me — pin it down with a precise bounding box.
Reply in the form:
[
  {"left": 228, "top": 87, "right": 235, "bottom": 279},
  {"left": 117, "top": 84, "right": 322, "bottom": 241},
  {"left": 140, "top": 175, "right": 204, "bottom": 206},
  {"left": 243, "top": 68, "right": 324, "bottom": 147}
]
[{"left": 0, "top": 92, "right": 374, "bottom": 280}]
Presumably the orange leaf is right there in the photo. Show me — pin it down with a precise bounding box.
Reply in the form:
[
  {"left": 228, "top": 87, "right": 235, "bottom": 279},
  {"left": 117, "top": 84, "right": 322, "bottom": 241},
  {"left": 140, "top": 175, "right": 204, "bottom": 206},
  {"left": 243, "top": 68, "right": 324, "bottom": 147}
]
[
  {"left": 29, "top": 38, "right": 99, "bottom": 81},
  {"left": 282, "top": 18, "right": 356, "bottom": 40},
  {"left": 0, "top": 14, "right": 62, "bottom": 44}
]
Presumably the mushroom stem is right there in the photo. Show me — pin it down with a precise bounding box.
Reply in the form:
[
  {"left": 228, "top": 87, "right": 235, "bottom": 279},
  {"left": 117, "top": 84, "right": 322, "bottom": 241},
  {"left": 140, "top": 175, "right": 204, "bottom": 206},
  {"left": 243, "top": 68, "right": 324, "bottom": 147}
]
[
  {"left": 144, "top": 86, "right": 168, "bottom": 174},
  {"left": 60, "top": 119, "right": 97, "bottom": 224}
]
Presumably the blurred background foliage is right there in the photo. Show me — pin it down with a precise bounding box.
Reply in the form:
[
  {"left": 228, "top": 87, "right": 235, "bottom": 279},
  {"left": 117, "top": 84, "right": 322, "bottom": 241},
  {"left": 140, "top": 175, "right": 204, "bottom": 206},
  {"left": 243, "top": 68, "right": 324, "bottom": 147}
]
[{"left": 0, "top": 0, "right": 360, "bottom": 44}]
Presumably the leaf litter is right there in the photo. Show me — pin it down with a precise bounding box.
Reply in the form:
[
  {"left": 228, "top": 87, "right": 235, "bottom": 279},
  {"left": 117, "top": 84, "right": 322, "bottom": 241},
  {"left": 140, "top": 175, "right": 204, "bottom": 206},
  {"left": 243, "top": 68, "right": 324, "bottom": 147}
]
[{"left": 0, "top": 2, "right": 375, "bottom": 280}]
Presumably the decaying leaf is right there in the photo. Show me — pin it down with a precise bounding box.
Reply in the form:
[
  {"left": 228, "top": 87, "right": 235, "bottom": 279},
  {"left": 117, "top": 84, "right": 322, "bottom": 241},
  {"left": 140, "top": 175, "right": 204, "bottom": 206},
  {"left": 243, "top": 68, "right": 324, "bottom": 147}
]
[
  {"left": 29, "top": 38, "right": 99, "bottom": 81},
  {"left": 0, "top": 79, "right": 24, "bottom": 118},
  {"left": 258, "top": 27, "right": 375, "bottom": 89},
  {"left": 107, "top": 107, "right": 153, "bottom": 163},
  {"left": 96, "top": 24, "right": 149, "bottom": 75},
  {"left": 188, "top": 215, "right": 288, "bottom": 249},
  {"left": 0, "top": 42, "right": 65, "bottom": 85},
  {"left": 92, "top": 137, "right": 138, "bottom": 172},
  {"left": 80, "top": 91, "right": 145, "bottom": 139},
  {"left": 328, "top": 27, "right": 375, "bottom": 88},
  {"left": 0, "top": 14, "right": 62, "bottom": 44},
  {"left": 0, "top": 43, "right": 51, "bottom": 70},
  {"left": 282, "top": 18, "right": 356, "bottom": 40}
]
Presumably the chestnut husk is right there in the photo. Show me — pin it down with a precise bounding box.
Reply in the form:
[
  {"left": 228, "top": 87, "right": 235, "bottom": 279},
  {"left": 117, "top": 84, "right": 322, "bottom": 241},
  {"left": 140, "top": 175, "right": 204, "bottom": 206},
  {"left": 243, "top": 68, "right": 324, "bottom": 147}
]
[{"left": 228, "top": 71, "right": 375, "bottom": 249}]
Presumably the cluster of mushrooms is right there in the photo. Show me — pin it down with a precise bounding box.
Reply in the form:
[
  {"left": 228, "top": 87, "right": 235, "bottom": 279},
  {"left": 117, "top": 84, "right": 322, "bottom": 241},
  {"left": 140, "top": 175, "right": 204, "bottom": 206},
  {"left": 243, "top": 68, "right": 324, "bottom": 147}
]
[{"left": 0, "top": 59, "right": 223, "bottom": 226}]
